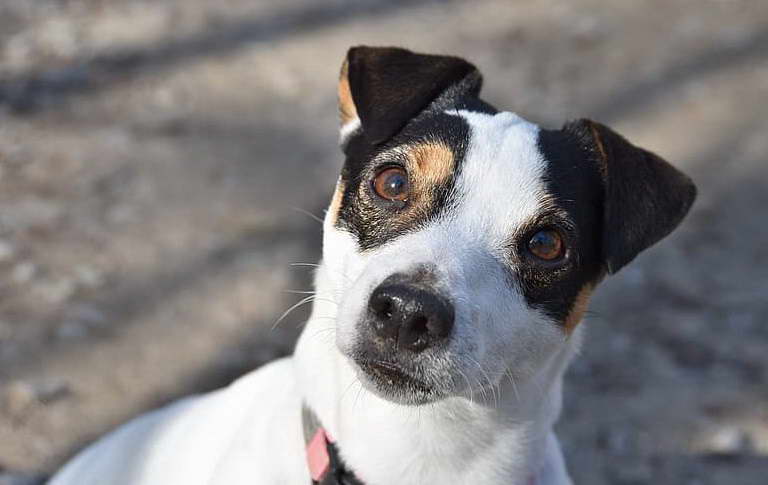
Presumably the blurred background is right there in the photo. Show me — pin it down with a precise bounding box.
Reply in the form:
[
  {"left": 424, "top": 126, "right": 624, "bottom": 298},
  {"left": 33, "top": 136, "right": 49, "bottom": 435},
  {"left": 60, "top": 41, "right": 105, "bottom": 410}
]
[{"left": 0, "top": 0, "right": 766, "bottom": 483}]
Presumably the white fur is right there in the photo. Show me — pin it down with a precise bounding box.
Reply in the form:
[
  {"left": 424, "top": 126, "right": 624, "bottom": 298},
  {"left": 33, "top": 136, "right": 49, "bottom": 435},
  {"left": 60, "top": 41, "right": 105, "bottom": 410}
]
[{"left": 49, "top": 110, "right": 578, "bottom": 485}]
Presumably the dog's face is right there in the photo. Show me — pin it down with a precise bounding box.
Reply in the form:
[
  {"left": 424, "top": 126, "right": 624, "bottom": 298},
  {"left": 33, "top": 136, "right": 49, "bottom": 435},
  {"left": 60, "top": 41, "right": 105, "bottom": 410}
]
[{"left": 321, "top": 47, "right": 696, "bottom": 405}]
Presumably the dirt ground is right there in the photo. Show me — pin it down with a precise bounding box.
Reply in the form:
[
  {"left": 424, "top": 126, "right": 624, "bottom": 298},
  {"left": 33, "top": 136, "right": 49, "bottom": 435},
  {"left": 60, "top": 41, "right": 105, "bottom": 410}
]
[{"left": 0, "top": 0, "right": 766, "bottom": 483}]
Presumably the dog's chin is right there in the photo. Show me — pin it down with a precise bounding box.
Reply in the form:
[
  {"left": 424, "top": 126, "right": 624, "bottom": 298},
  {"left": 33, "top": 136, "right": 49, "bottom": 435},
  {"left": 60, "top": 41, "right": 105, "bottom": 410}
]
[{"left": 351, "top": 358, "right": 446, "bottom": 406}]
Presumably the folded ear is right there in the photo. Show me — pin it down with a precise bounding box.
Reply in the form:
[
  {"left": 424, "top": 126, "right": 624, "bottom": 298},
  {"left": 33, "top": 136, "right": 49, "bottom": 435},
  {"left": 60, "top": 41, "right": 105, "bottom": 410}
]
[
  {"left": 338, "top": 46, "right": 482, "bottom": 145},
  {"left": 567, "top": 120, "right": 697, "bottom": 274}
]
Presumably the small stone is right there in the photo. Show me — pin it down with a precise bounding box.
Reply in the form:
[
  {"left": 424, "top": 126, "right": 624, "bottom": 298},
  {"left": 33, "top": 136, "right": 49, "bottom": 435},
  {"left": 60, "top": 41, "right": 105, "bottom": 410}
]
[
  {"left": 708, "top": 426, "right": 752, "bottom": 453},
  {"left": 74, "top": 265, "right": 105, "bottom": 288},
  {"left": 2, "top": 378, "right": 72, "bottom": 416},
  {"left": 4, "top": 380, "right": 35, "bottom": 416},
  {"left": 0, "top": 239, "right": 15, "bottom": 262},
  {"left": 56, "top": 321, "right": 88, "bottom": 340},
  {"left": 11, "top": 261, "right": 36, "bottom": 284},
  {"left": 35, "top": 277, "right": 76, "bottom": 304},
  {"left": 0, "top": 198, "right": 62, "bottom": 231},
  {"left": 38, "top": 18, "right": 78, "bottom": 58},
  {"left": 34, "top": 379, "right": 71, "bottom": 404}
]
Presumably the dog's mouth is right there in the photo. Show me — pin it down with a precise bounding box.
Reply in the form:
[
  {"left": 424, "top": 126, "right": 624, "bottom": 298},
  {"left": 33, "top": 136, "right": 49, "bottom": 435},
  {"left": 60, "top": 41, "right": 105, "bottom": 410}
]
[{"left": 354, "top": 359, "right": 439, "bottom": 404}]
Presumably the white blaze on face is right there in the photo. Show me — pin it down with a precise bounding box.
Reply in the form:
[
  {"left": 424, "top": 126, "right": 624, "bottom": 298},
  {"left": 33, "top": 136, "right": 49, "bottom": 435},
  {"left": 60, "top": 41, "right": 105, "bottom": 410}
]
[
  {"left": 439, "top": 110, "right": 566, "bottom": 385},
  {"left": 322, "top": 110, "right": 567, "bottom": 396},
  {"left": 450, "top": 111, "right": 548, "bottom": 249}
]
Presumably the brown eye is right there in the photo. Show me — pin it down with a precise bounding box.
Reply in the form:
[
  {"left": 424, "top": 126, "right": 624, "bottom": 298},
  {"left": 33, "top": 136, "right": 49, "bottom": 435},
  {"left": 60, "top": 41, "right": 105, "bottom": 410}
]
[
  {"left": 372, "top": 167, "right": 409, "bottom": 202},
  {"left": 527, "top": 229, "right": 565, "bottom": 261}
]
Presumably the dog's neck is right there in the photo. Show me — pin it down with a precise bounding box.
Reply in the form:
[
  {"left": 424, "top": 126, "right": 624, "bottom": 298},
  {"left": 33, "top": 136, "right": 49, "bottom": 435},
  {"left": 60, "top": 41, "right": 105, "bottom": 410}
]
[{"left": 294, "top": 264, "right": 578, "bottom": 485}]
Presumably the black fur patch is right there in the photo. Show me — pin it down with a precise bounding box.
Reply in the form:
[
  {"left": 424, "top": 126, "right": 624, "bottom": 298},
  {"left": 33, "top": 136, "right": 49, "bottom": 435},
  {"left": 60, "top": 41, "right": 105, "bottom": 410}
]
[
  {"left": 572, "top": 119, "right": 697, "bottom": 273},
  {"left": 523, "top": 120, "right": 697, "bottom": 325},
  {"left": 336, "top": 111, "right": 473, "bottom": 251},
  {"left": 347, "top": 46, "right": 481, "bottom": 144},
  {"left": 512, "top": 127, "right": 606, "bottom": 325}
]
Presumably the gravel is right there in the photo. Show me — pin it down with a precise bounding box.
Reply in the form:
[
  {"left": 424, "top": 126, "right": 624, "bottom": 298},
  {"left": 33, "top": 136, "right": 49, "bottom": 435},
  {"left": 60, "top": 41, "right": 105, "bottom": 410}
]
[{"left": 0, "top": 0, "right": 766, "bottom": 482}]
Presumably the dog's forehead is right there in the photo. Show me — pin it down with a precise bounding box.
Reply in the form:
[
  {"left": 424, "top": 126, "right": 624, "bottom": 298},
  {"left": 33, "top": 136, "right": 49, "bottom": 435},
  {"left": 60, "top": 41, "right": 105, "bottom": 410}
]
[
  {"left": 450, "top": 110, "right": 547, "bottom": 239},
  {"left": 333, "top": 108, "right": 559, "bottom": 253}
]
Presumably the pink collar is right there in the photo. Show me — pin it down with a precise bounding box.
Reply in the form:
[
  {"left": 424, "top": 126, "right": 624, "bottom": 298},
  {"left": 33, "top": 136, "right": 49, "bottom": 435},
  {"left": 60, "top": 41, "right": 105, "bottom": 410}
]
[{"left": 306, "top": 427, "right": 333, "bottom": 481}]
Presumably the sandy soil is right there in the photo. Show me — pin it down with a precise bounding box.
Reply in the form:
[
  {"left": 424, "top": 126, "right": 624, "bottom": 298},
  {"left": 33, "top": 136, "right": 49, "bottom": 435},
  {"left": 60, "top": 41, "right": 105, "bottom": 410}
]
[{"left": 0, "top": 1, "right": 767, "bottom": 483}]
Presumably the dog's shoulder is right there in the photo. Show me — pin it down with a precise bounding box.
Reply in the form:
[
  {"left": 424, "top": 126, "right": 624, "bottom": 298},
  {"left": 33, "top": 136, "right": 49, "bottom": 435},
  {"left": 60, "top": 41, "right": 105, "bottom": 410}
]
[{"left": 49, "top": 358, "right": 305, "bottom": 485}]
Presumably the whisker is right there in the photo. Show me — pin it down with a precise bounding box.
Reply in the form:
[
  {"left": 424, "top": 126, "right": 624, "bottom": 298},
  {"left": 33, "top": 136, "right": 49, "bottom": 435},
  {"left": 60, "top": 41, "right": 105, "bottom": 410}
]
[
  {"left": 272, "top": 295, "right": 317, "bottom": 330},
  {"left": 340, "top": 377, "right": 360, "bottom": 404},
  {"left": 290, "top": 262, "right": 322, "bottom": 268},
  {"left": 289, "top": 262, "right": 356, "bottom": 285},
  {"left": 291, "top": 207, "right": 324, "bottom": 225},
  {"left": 352, "top": 380, "right": 365, "bottom": 413},
  {"left": 467, "top": 356, "right": 499, "bottom": 408},
  {"left": 457, "top": 368, "right": 475, "bottom": 406},
  {"left": 504, "top": 369, "right": 521, "bottom": 406}
]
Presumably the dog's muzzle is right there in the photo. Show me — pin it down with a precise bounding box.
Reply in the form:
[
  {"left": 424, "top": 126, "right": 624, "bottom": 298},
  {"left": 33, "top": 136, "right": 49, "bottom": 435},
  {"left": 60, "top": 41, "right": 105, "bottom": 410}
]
[{"left": 348, "top": 269, "right": 457, "bottom": 404}]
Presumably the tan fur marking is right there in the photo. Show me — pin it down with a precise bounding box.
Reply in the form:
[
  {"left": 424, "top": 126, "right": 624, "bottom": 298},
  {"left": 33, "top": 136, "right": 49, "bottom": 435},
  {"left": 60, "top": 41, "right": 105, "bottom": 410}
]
[
  {"left": 328, "top": 178, "right": 345, "bottom": 225},
  {"left": 564, "top": 285, "right": 593, "bottom": 334},
  {"left": 365, "top": 141, "right": 456, "bottom": 230},
  {"left": 406, "top": 141, "right": 455, "bottom": 191},
  {"left": 338, "top": 60, "right": 358, "bottom": 125}
]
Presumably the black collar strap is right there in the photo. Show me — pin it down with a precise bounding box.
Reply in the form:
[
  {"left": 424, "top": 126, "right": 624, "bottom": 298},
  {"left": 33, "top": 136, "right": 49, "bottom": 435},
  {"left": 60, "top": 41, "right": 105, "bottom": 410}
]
[{"left": 302, "top": 405, "right": 364, "bottom": 485}]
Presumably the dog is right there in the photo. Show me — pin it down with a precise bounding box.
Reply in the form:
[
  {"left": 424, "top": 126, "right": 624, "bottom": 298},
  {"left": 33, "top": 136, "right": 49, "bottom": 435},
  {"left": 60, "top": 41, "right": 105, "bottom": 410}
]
[{"left": 49, "top": 46, "right": 696, "bottom": 485}]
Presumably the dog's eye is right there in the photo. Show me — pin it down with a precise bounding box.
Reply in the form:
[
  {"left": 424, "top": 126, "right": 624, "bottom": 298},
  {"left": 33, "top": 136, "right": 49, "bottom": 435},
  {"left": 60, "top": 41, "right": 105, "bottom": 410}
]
[
  {"left": 527, "top": 229, "right": 565, "bottom": 261},
  {"left": 372, "top": 167, "right": 409, "bottom": 202}
]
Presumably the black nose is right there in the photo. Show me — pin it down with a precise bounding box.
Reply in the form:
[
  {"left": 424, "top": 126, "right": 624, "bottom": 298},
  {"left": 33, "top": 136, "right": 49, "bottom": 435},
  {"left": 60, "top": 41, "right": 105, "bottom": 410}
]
[{"left": 367, "top": 283, "right": 454, "bottom": 353}]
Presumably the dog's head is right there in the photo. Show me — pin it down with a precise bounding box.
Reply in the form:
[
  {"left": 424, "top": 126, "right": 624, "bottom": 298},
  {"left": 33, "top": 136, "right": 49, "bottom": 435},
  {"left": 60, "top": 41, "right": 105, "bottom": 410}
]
[{"left": 322, "top": 46, "right": 696, "bottom": 405}]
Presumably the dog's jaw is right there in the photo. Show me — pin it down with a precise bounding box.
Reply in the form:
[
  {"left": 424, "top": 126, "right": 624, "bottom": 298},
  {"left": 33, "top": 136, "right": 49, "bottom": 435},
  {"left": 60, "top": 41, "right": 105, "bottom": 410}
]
[{"left": 294, "top": 266, "right": 580, "bottom": 484}]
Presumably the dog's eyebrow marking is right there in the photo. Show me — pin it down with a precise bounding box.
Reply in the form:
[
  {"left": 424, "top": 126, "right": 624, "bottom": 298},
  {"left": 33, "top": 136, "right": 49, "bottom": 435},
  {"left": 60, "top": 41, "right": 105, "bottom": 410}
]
[
  {"left": 356, "top": 140, "right": 457, "bottom": 231},
  {"left": 406, "top": 140, "right": 455, "bottom": 193},
  {"left": 380, "top": 140, "right": 456, "bottom": 223}
]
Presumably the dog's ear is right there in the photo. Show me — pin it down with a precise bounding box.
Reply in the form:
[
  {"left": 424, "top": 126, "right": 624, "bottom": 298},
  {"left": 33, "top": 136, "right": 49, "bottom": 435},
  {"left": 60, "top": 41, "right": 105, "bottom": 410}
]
[
  {"left": 566, "top": 119, "right": 697, "bottom": 274},
  {"left": 338, "top": 46, "right": 481, "bottom": 145}
]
